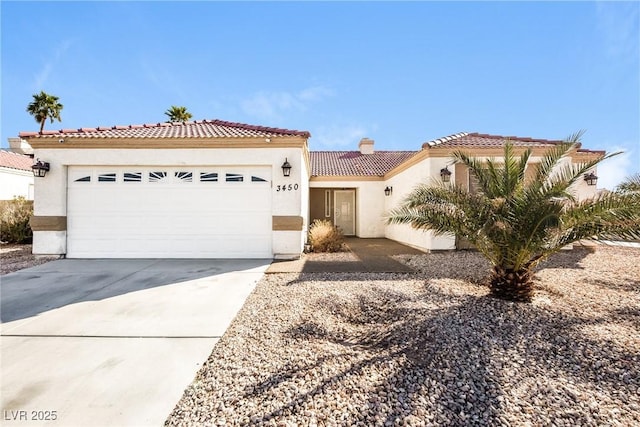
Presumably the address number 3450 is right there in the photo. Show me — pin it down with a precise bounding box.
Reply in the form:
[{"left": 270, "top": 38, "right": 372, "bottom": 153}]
[{"left": 276, "top": 184, "right": 299, "bottom": 192}]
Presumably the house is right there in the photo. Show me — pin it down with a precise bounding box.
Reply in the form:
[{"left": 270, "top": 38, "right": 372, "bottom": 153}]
[
  {"left": 19, "top": 120, "right": 603, "bottom": 258},
  {"left": 0, "top": 148, "right": 34, "bottom": 200},
  {"left": 311, "top": 133, "right": 603, "bottom": 251}
]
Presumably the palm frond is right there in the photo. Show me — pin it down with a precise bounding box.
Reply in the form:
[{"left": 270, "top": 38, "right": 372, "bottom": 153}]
[
  {"left": 557, "top": 192, "right": 640, "bottom": 246},
  {"left": 616, "top": 173, "right": 640, "bottom": 194}
]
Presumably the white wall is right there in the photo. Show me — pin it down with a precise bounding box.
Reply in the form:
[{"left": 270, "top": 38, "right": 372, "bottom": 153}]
[
  {"left": 32, "top": 147, "right": 307, "bottom": 257},
  {"left": 383, "top": 156, "right": 456, "bottom": 251},
  {"left": 0, "top": 168, "right": 34, "bottom": 200}
]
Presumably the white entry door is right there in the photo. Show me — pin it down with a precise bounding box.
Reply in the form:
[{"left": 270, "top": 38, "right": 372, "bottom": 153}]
[
  {"left": 66, "top": 166, "right": 272, "bottom": 258},
  {"left": 334, "top": 190, "right": 355, "bottom": 235}
]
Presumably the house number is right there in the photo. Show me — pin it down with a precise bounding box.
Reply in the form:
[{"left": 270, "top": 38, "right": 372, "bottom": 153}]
[{"left": 276, "top": 184, "right": 299, "bottom": 192}]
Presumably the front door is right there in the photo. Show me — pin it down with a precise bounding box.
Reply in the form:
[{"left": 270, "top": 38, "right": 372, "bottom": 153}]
[{"left": 334, "top": 190, "right": 355, "bottom": 235}]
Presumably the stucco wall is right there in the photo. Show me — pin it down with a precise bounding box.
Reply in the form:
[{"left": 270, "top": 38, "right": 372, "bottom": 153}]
[
  {"left": 32, "top": 147, "right": 307, "bottom": 257},
  {"left": 383, "top": 156, "right": 455, "bottom": 251},
  {"left": 0, "top": 168, "right": 34, "bottom": 200}
]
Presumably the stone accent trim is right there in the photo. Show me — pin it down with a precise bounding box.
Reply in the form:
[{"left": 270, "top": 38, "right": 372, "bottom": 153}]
[
  {"left": 30, "top": 216, "right": 67, "bottom": 231},
  {"left": 272, "top": 216, "right": 303, "bottom": 231}
]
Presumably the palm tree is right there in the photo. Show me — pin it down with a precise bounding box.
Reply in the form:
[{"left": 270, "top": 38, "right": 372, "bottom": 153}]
[
  {"left": 164, "top": 106, "right": 192, "bottom": 123},
  {"left": 26, "top": 91, "right": 63, "bottom": 133},
  {"left": 388, "top": 134, "right": 640, "bottom": 302}
]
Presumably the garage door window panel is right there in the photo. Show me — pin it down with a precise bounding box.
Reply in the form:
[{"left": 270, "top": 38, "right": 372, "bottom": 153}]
[
  {"left": 124, "top": 172, "right": 142, "bottom": 182},
  {"left": 98, "top": 173, "right": 117, "bottom": 182},
  {"left": 149, "top": 171, "right": 168, "bottom": 182},
  {"left": 200, "top": 172, "right": 218, "bottom": 182},
  {"left": 226, "top": 173, "right": 244, "bottom": 182},
  {"left": 175, "top": 172, "right": 193, "bottom": 182}
]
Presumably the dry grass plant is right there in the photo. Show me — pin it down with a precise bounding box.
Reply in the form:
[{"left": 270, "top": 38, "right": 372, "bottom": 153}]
[
  {"left": 308, "top": 220, "right": 345, "bottom": 253},
  {"left": 0, "top": 197, "right": 33, "bottom": 243}
]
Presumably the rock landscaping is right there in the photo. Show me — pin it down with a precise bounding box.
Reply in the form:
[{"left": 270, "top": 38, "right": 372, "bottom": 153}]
[
  {"left": 0, "top": 244, "right": 58, "bottom": 275},
  {"left": 166, "top": 246, "right": 640, "bottom": 426}
]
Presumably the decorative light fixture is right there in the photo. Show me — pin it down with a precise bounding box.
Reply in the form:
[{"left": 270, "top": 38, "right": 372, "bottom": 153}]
[
  {"left": 584, "top": 172, "right": 598, "bottom": 186},
  {"left": 384, "top": 186, "right": 393, "bottom": 196},
  {"left": 440, "top": 166, "right": 452, "bottom": 183},
  {"left": 31, "top": 159, "right": 50, "bottom": 178},
  {"left": 281, "top": 158, "right": 292, "bottom": 177}
]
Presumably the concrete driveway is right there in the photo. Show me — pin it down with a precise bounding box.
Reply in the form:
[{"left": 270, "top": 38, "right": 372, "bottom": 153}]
[{"left": 1, "top": 258, "right": 270, "bottom": 426}]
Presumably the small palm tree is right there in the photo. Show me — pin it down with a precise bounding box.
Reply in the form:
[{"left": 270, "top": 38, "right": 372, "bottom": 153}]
[
  {"left": 164, "top": 106, "right": 192, "bottom": 123},
  {"left": 26, "top": 91, "right": 63, "bottom": 133},
  {"left": 388, "top": 133, "right": 640, "bottom": 302}
]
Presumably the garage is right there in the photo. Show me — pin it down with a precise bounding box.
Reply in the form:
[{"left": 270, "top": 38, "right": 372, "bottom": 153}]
[
  {"left": 67, "top": 165, "right": 272, "bottom": 258},
  {"left": 22, "top": 119, "right": 309, "bottom": 259}
]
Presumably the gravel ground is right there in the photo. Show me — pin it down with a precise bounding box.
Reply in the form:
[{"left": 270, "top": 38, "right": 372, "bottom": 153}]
[
  {"left": 166, "top": 246, "right": 640, "bottom": 426},
  {"left": 0, "top": 243, "right": 58, "bottom": 275}
]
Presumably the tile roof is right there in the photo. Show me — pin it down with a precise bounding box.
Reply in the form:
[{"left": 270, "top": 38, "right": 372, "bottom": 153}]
[
  {"left": 0, "top": 150, "right": 33, "bottom": 172},
  {"left": 311, "top": 151, "right": 417, "bottom": 176},
  {"left": 312, "top": 131, "right": 605, "bottom": 177},
  {"left": 19, "top": 119, "right": 310, "bottom": 139},
  {"left": 422, "top": 132, "right": 605, "bottom": 154}
]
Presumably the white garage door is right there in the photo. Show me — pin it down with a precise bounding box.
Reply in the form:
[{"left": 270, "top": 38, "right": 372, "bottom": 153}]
[{"left": 67, "top": 166, "right": 272, "bottom": 258}]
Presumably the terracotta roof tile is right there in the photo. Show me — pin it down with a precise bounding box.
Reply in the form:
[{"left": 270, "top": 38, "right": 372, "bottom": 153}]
[
  {"left": 424, "top": 132, "right": 568, "bottom": 149},
  {"left": 0, "top": 150, "right": 33, "bottom": 172},
  {"left": 311, "top": 151, "right": 417, "bottom": 176},
  {"left": 19, "top": 119, "right": 311, "bottom": 139},
  {"left": 421, "top": 132, "right": 605, "bottom": 155}
]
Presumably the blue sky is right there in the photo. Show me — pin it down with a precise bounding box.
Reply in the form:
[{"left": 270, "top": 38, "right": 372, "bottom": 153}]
[{"left": 2, "top": 1, "right": 638, "bottom": 189}]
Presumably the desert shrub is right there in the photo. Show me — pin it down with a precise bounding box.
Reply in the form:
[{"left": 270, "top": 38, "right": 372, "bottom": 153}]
[
  {"left": 308, "top": 219, "right": 344, "bottom": 252},
  {"left": 0, "top": 197, "right": 33, "bottom": 243}
]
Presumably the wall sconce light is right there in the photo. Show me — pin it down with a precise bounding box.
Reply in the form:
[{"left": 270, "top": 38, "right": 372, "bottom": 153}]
[
  {"left": 440, "top": 166, "right": 452, "bottom": 183},
  {"left": 584, "top": 172, "right": 598, "bottom": 186},
  {"left": 31, "top": 159, "right": 50, "bottom": 178},
  {"left": 384, "top": 186, "right": 393, "bottom": 196},
  {"left": 281, "top": 158, "right": 292, "bottom": 177}
]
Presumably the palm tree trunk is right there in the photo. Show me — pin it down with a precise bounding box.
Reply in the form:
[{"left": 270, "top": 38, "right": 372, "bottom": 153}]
[
  {"left": 489, "top": 266, "right": 535, "bottom": 302},
  {"left": 39, "top": 118, "right": 45, "bottom": 133}
]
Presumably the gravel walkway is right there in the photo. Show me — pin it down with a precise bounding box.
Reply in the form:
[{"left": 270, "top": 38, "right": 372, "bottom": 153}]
[{"left": 168, "top": 246, "right": 639, "bottom": 426}]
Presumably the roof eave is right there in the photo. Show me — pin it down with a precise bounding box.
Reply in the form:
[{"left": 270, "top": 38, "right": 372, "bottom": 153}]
[{"left": 25, "top": 135, "right": 309, "bottom": 149}]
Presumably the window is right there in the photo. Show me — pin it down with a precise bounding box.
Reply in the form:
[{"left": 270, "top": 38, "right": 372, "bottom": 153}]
[
  {"left": 75, "top": 176, "right": 91, "bottom": 182},
  {"left": 200, "top": 172, "right": 218, "bottom": 182},
  {"left": 98, "top": 173, "right": 116, "bottom": 182},
  {"left": 251, "top": 176, "right": 267, "bottom": 182},
  {"left": 175, "top": 172, "right": 193, "bottom": 182},
  {"left": 149, "top": 171, "right": 168, "bottom": 182},
  {"left": 325, "top": 190, "right": 331, "bottom": 217},
  {"left": 226, "top": 173, "right": 243, "bottom": 182},
  {"left": 468, "top": 170, "right": 479, "bottom": 194},
  {"left": 124, "top": 172, "right": 142, "bottom": 182}
]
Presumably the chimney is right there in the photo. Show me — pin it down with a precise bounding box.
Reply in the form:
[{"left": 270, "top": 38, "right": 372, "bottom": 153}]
[
  {"left": 358, "top": 137, "right": 374, "bottom": 155},
  {"left": 7, "top": 137, "right": 34, "bottom": 155}
]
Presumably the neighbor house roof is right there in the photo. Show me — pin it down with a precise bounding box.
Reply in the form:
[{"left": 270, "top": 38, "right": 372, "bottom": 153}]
[
  {"left": 422, "top": 132, "right": 605, "bottom": 154},
  {"left": 0, "top": 150, "right": 33, "bottom": 172},
  {"left": 311, "top": 151, "right": 417, "bottom": 176},
  {"left": 19, "top": 119, "right": 310, "bottom": 139}
]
